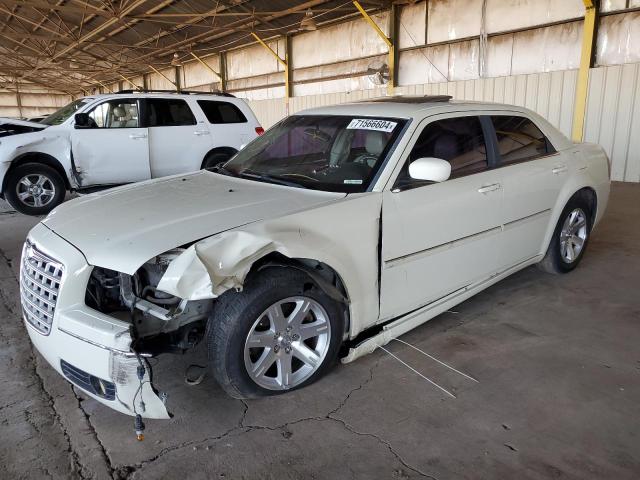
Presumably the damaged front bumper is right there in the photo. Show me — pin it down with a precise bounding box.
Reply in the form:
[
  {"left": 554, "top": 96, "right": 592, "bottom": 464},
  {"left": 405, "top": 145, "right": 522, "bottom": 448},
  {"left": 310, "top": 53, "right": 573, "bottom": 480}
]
[{"left": 22, "top": 223, "right": 170, "bottom": 419}]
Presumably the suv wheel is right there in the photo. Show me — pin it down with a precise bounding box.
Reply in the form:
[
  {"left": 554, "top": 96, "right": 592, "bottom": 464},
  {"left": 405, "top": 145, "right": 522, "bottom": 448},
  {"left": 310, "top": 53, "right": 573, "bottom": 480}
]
[
  {"left": 4, "top": 163, "right": 66, "bottom": 216},
  {"left": 208, "top": 267, "right": 344, "bottom": 399},
  {"left": 538, "top": 192, "right": 593, "bottom": 274},
  {"left": 202, "top": 152, "right": 233, "bottom": 170}
]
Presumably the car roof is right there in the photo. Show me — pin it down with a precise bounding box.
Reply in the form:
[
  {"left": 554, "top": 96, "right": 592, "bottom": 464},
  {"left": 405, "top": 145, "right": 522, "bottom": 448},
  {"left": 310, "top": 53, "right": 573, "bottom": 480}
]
[
  {"left": 293, "top": 95, "right": 573, "bottom": 150},
  {"left": 80, "top": 92, "right": 244, "bottom": 103},
  {"left": 295, "top": 96, "right": 539, "bottom": 120}
]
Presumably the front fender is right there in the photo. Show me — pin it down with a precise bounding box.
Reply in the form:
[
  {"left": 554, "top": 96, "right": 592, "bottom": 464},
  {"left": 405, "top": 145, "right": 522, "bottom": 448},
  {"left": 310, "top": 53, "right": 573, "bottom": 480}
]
[{"left": 157, "top": 194, "right": 383, "bottom": 339}]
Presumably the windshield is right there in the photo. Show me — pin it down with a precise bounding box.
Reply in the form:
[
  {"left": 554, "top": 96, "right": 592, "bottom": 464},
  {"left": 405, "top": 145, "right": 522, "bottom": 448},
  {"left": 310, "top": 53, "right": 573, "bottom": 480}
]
[
  {"left": 41, "top": 98, "right": 90, "bottom": 125},
  {"left": 222, "top": 115, "right": 406, "bottom": 193}
]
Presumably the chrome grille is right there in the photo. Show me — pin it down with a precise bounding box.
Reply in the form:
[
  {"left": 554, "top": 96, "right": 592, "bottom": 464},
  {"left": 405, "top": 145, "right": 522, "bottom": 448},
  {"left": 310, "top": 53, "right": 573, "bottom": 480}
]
[{"left": 20, "top": 242, "right": 63, "bottom": 335}]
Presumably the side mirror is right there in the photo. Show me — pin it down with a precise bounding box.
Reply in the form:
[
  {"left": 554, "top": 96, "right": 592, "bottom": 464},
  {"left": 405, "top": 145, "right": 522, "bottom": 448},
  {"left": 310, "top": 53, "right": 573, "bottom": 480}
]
[
  {"left": 408, "top": 157, "right": 451, "bottom": 183},
  {"left": 74, "top": 113, "right": 91, "bottom": 129}
]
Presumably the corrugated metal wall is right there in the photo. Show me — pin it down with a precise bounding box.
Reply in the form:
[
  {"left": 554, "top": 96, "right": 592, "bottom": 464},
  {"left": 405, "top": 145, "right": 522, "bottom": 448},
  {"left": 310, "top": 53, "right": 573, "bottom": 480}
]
[
  {"left": 0, "top": 89, "right": 72, "bottom": 119},
  {"left": 247, "top": 65, "right": 639, "bottom": 183},
  {"left": 584, "top": 64, "right": 640, "bottom": 183}
]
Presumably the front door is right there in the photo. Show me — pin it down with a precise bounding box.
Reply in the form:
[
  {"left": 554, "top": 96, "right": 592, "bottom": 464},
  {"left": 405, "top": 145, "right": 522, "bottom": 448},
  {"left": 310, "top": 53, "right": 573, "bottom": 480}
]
[
  {"left": 71, "top": 98, "right": 150, "bottom": 185},
  {"left": 380, "top": 114, "right": 503, "bottom": 320}
]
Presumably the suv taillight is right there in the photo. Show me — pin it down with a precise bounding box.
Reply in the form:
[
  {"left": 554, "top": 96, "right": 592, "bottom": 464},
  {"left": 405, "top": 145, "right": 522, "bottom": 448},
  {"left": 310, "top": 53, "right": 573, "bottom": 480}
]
[{"left": 255, "top": 126, "right": 265, "bottom": 136}]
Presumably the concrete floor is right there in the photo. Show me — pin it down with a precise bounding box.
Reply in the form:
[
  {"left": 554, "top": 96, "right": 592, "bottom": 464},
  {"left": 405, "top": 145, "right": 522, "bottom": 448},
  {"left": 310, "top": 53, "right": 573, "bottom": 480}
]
[{"left": 0, "top": 182, "right": 639, "bottom": 480}]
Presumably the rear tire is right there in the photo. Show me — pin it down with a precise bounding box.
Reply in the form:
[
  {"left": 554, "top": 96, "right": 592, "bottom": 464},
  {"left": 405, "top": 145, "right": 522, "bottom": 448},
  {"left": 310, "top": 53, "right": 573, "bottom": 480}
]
[
  {"left": 201, "top": 151, "right": 234, "bottom": 170},
  {"left": 4, "top": 163, "right": 66, "bottom": 216},
  {"left": 538, "top": 192, "right": 593, "bottom": 274},
  {"left": 207, "top": 267, "right": 344, "bottom": 399}
]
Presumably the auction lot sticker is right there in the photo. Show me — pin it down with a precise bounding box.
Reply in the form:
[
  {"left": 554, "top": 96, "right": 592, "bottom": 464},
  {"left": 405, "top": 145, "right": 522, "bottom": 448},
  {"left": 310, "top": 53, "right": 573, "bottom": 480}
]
[{"left": 346, "top": 118, "right": 397, "bottom": 132}]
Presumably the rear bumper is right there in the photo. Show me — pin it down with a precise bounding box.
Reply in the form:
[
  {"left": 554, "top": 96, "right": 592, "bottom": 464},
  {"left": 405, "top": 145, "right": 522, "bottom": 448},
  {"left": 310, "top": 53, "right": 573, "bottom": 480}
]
[{"left": 23, "top": 222, "right": 170, "bottom": 419}]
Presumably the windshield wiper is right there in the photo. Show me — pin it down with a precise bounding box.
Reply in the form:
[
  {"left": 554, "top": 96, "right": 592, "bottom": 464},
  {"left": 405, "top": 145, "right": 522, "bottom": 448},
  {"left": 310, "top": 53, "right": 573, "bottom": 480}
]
[{"left": 238, "top": 169, "right": 308, "bottom": 188}]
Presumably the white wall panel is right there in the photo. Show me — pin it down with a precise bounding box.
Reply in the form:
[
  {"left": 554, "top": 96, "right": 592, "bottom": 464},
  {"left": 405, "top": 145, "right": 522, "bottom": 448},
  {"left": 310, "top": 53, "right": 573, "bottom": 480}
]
[
  {"left": 292, "top": 12, "right": 389, "bottom": 69},
  {"left": 147, "top": 68, "right": 175, "bottom": 90},
  {"left": 398, "top": 1, "right": 426, "bottom": 48},
  {"left": 227, "top": 39, "right": 284, "bottom": 79},
  {"left": 486, "top": 0, "right": 583, "bottom": 33},
  {"left": 584, "top": 64, "right": 640, "bottom": 182},
  {"left": 183, "top": 54, "right": 221, "bottom": 88},
  {"left": 398, "top": 46, "right": 449, "bottom": 85},
  {"left": 510, "top": 22, "right": 581, "bottom": 75},
  {"left": 428, "top": 0, "right": 482, "bottom": 43},
  {"left": 596, "top": 12, "right": 640, "bottom": 66}
]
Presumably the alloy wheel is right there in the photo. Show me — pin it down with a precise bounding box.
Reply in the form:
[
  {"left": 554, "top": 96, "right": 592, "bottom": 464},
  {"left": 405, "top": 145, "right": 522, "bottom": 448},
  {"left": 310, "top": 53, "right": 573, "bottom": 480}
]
[
  {"left": 15, "top": 174, "right": 56, "bottom": 208},
  {"left": 244, "top": 296, "right": 331, "bottom": 390},
  {"left": 559, "top": 207, "right": 588, "bottom": 263}
]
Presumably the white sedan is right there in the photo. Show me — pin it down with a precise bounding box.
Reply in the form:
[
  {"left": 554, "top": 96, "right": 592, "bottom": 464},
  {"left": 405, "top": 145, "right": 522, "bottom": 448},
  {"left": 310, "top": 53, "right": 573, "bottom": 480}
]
[{"left": 21, "top": 96, "right": 610, "bottom": 420}]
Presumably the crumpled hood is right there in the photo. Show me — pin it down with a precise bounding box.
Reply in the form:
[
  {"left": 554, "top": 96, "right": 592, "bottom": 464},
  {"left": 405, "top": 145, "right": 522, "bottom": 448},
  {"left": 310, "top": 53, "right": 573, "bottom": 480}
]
[
  {"left": 42, "top": 171, "right": 345, "bottom": 274},
  {"left": 0, "top": 117, "right": 47, "bottom": 129}
]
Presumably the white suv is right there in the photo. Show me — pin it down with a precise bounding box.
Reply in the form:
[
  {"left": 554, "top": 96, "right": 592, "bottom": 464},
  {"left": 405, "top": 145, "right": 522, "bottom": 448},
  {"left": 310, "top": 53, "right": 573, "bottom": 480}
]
[{"left": 0, "top": 90, "right": 262, "bottom": 215}]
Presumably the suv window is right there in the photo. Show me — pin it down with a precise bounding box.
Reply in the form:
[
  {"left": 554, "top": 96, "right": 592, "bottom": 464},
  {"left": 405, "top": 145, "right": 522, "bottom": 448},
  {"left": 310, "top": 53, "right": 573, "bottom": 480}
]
[
  {"left": 146, "top": 99, "right": 196, "bottom": 127},
  {"left": 491, "top": 115, "right": 554, "bottom": 165},
  {"left": 396, "top": 116, "right": 488, "bottom": 189},
  {"left": 197, "top": 100, "right": 247, "bottom": 124},
  {"left": 88, "top": 100, "right": 139, "bottom": 128}
]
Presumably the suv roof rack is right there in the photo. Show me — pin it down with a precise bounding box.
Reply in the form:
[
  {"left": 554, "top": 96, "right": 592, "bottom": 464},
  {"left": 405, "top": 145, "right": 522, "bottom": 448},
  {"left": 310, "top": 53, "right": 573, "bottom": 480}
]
[
  {"left": 362, "top": 95, "right": 453, "bottom": 104},
  {"left": 115, "top": 89, "right": 235, "bottom": 97}
]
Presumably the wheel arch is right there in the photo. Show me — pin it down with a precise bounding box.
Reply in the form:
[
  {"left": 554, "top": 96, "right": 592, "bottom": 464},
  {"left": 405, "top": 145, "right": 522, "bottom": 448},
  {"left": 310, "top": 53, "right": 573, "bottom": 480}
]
[
  {"left": 247, "top": 251, "right": 352, "bottom": 339},
  {"left": 541, "top": 185, "right": 598, "bottom": 256},
  {"left": 200, "top": 146, "right": 238, "bottom": 169},
  {"left": 3, "top": 152, "right": 70, "bottom": 193}
]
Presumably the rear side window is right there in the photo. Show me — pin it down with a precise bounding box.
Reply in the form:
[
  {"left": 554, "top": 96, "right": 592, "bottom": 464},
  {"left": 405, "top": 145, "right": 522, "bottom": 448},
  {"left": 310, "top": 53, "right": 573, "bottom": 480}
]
[
  {"left": 197, "top": 100, "right": 247, "bottom": 124},
  {"left": 491, "top": 116, "right": 554, "bottom": 165},
  {"left": 145, "top": 99, "right": 196, "bottom": 127}
]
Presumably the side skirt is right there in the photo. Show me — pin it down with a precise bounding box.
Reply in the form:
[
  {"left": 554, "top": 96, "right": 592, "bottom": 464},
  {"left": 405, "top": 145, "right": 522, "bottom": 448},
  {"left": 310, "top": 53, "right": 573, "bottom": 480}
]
[{"left": 341, "top": 254, "right": 543, "bottom": 364}]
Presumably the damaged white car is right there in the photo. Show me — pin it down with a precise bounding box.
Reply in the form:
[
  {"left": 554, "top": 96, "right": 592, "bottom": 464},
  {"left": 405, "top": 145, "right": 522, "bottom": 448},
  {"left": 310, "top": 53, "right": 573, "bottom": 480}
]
[
  {"left": 21, "top": 96, "right": 610, "bottom": 423},
  {"left": 1, "top": 91, "right": 261, "bottom": 215}
]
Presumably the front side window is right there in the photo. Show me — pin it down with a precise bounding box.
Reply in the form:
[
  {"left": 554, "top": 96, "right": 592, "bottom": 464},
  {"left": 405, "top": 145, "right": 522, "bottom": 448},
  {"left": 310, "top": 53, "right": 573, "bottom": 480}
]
[
  {"left": 221, "top": 115, "right": 406, "bottom": 193},
  {"left": 395, "top": 116, "right": 488, "bottom": 190},
  {"left": 87, "top": 100, "right": 139, "bottom": 128},
  {"left": 146, "top": 99, "right": 196, "bottom": 127},
  {"left": 40, "top": 98, "right": 89, "bottom": 125},
  {"left": 491, "top": 115, "right": 554, "bottom": 165},
  {"left": 198, "top": 100, "right": 247, "bottom": 124}
]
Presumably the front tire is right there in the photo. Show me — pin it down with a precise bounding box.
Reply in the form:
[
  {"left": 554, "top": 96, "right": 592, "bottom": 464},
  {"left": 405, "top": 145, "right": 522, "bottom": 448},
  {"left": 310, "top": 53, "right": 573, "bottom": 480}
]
[
  {"left": 538, "top": 192, "right": 593, "bottom": 274},
  {"left": 208, "top": 267, "right": 344, "bottom": 399},
  {"left": 4, "top": 163, "right": 66, "bottom": 216}
]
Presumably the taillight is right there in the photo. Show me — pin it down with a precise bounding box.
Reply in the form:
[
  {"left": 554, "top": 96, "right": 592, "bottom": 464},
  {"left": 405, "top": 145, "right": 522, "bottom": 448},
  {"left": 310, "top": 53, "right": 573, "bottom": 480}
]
[{"left": 255, "top": 126, "right": 264, "bottom": 136}]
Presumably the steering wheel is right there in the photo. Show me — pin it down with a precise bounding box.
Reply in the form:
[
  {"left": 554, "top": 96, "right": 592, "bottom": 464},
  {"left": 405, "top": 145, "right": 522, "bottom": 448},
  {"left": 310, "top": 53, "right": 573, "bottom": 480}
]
[{"left": 353, "top": 154, "right": 378, "bottom": 168}]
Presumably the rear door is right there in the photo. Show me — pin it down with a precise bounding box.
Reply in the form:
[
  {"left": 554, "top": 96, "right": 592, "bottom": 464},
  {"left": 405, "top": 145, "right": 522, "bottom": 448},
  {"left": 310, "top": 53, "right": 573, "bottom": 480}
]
[
  {"left": 488, "top": 114, "right": 568, "bottom": 268},
  {"left": 197, "top": 99, "right": 254, "bottom": 149},
  {"left": 71, "top": 98, "right": 150, "bottom": 185},
  {"left": 380, "top": 114, "right": 503, "bottom": 319},
  {"left": 144, "top": 98, "right": 210, "bottom": 177}
]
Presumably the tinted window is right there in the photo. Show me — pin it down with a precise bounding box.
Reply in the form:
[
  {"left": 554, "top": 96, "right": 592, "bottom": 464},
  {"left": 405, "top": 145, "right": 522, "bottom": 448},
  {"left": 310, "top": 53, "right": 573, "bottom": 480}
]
[
  {"left": 146, "top": 99, "right": 196, "bottom": 127},
  {"left": 491, "top": 115, "right": 553, "bottom": 164},
  {"left": 396, "top": 116, "right": 488, "bottom": 189},
  {"left": 223, "top": 115, "right": 405, "bottom": 193},
  {"left": 87, "top": 100, "right": 139, "bottom": 128},
  {"left": 198, "top": 100, "right": 247, "bottom": 124}
]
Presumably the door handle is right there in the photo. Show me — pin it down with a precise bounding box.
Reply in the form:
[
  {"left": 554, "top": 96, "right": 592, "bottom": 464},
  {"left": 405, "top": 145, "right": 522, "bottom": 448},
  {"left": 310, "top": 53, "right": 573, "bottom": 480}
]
[
  {"left": 552, "top": 165, "right": 568, "bottom": 174},
  {"left": 194, "top": 130, "right": 210, "bottom": 136},
  {"left": 477, "top": 183, "right": 501, "bottom": 194},
  {"left": 129, "top": 133, "right": 147, "bottom": 140}
]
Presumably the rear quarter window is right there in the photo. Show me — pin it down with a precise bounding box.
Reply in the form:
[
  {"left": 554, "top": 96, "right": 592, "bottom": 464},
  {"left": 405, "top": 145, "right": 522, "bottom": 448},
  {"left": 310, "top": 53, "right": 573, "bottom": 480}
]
[{"left": 197, "top": 100, "right": 247, "bottom": 124}]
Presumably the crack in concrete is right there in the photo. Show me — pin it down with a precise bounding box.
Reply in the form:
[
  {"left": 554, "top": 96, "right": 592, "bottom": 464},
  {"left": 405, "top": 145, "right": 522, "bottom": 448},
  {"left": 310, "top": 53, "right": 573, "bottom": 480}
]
[
  {"left": 117, "top": 358, "right": 436, "bottom": 479},
  {"left": 0, "top": 247, "right": 92, "bottom": 479},
  {"left": 71, "top": 386, "right": 116, "bottom": 478}
]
